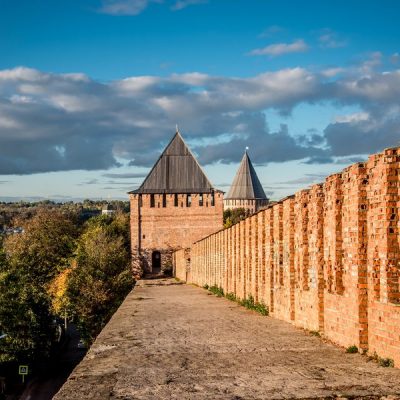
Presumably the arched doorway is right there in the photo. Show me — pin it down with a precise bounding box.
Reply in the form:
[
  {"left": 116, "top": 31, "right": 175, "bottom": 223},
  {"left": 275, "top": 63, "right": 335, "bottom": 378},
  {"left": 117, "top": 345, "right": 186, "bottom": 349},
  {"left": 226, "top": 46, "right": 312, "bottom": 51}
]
[{"left": 152, "top": 251, "right": 161, "bottom": 273}]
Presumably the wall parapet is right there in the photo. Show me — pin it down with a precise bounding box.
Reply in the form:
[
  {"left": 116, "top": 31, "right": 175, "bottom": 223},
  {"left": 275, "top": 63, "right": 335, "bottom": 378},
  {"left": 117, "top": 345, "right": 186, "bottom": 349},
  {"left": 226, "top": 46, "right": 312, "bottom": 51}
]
[{"left": 173, "top": 147, "right": 400, "bottom": 367}]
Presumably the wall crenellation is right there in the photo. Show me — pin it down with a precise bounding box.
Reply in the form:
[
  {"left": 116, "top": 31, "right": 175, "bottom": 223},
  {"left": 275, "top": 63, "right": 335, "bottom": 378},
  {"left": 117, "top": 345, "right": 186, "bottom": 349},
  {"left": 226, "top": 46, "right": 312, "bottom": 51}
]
[{"left": 173, "top": 147, "right": 400, "bottom": 367}]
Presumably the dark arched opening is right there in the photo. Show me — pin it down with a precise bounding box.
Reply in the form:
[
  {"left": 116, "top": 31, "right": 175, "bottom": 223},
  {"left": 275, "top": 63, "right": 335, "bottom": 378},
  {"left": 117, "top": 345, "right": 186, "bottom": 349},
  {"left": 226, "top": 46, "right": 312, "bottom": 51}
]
[{"left": 152, "top": 251, "right": 161, "bottom": 273}]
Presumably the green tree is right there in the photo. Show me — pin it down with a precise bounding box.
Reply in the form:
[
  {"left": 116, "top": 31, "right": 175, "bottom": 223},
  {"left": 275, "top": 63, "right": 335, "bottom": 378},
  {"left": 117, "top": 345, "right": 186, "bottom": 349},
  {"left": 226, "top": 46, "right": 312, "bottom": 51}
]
[
  {"left": 0, "top": 270, "right": 53, "bottom": 362},
  {"left": 0, "top": 210, "right": 77, "bottom": 362},
  {"left": 48, "top": 265, "right": 74, "bottom": 328},
  {"left": 5, "top": 209, "right": 77, "bottom": 284},
  {"left": 223, "top": 208, "right": 250, "bottom": 228},
  {"left": 67, "top": 214, "right": 133, "bottom": 343}
]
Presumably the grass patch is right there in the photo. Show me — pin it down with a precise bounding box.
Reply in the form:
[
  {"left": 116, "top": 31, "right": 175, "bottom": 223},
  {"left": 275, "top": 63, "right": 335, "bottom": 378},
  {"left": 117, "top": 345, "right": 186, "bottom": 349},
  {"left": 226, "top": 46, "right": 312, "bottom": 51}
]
[
  {"left": 203, "top": 286, "right": 268, "bottom": 316},
  {"left": 368, "top": 352, "right": 395, "bottom": 368},
  {"left": 203, "top": 284, "right": 209, "bottom": 290},
  {"left": 225, "top": 292, "right": 237, "bottom": 302},
  {"left": 379, "top": 357, "right": 394, "bottom": 368},
  {"left": 239, "top": 295, "right": 269, "bottom": 316},
  {"left": 209, "top": 285, "right": 224, "bottom": 297},
  {"left": 346, "top": 345, "right": 358, "bottom": 354}
]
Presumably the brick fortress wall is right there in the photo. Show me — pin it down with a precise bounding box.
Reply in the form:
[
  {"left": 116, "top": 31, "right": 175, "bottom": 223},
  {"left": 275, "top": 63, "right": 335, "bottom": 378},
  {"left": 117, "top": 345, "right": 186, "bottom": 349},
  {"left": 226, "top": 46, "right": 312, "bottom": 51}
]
[
  {"left": 173, "top": 147, "right": 400, "bottom": 367},
  {"left": 130, "top": 192, "right": 223, "bottom": 276}
]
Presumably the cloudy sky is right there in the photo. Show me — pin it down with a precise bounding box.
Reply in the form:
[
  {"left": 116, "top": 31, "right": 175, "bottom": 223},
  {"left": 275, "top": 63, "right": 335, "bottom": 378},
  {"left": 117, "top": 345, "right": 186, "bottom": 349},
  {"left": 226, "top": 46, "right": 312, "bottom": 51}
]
[{"left": 0, "top": 0, "right": 400, "bottom": 201}]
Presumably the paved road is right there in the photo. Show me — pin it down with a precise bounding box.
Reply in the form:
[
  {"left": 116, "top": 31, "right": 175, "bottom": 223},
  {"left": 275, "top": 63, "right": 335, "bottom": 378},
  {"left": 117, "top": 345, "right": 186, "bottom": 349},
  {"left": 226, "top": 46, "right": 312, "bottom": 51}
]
[{"left": 55, "top": 279, "right": 400, "bottom": 399}]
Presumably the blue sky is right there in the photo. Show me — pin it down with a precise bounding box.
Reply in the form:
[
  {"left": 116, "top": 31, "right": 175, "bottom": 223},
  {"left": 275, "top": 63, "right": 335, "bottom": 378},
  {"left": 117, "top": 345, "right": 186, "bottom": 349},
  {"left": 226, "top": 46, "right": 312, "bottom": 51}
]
[{"left": 0, "top": 0, "right": 400, "bottom": 200}]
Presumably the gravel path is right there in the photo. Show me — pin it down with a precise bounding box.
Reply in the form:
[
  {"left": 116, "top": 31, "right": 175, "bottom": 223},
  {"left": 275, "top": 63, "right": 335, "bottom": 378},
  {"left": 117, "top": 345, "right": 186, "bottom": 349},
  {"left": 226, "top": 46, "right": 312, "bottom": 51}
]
[{"left": 54, "top": 278, "right": 400, "bottom": 399}]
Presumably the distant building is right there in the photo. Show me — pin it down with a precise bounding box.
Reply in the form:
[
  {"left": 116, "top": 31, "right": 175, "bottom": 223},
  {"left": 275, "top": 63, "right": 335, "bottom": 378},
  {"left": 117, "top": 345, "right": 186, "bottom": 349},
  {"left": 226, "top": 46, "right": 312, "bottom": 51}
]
[
  {"left": 224, "top": 150, "right": 269, "bottom": 214},
  {"left": 0, "top": 227, "right": 24, "bottom": 235},
  {"left": 129, "top": 130, "right": 223, "bottom": 276},
  {"left": 102, "top": 203, "right": 115, "bottom": 216}
]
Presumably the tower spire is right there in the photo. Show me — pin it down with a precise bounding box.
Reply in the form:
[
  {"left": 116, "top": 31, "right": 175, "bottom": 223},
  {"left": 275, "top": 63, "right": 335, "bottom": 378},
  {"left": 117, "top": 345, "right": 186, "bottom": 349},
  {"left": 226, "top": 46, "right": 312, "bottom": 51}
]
[{"left": 224, "top": 149, "right": 269, "bottom": 212}]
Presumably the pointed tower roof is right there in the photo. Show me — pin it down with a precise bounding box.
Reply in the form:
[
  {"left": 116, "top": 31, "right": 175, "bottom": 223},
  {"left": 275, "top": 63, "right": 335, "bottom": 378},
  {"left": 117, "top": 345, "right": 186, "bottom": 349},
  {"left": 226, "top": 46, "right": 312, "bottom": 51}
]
[
  {"left": 129, "top": 130, "right": 216, "bottom": 194},
  {"left": 225, "top": 150, "right": 267, "bottom": 200}
]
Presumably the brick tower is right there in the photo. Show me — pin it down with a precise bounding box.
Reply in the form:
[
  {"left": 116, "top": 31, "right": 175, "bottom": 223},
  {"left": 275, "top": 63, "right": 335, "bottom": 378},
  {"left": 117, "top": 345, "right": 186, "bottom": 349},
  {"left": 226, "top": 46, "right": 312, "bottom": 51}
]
[
  {"left": 224, "top": 149, "right": 269, "bottom": 214},
  {"left": 129, "top": 130, "right": 223, "bottom": 277}
]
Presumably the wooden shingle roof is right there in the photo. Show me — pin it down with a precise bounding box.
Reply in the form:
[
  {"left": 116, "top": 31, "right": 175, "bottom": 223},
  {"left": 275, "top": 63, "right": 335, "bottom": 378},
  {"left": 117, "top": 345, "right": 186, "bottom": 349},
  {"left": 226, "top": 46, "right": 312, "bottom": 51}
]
[
  {"left": 129, "top": 131, "right": 218, "bottom": 194},
  {"left": 225, "top": 150, "right": 268, "bottom": 200}
]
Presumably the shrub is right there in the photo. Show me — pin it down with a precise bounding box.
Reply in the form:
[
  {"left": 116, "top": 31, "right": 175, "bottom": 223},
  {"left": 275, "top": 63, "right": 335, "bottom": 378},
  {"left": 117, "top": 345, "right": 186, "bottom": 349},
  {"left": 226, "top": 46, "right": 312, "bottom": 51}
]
[
  {"left": 346, "top": 345, "right": 358, "bottom": 354},
  {"left": 379, "top": 357, "right": 394, "bottom": 368},
  {"left": 225, "top": 292, "right": 237, "bottom": 302},
  {"left": 239, "top": 295, "right": 269, "bottom": 316},
  {"left": 209, "top": 285, "right": 224, "bottom": 297}
]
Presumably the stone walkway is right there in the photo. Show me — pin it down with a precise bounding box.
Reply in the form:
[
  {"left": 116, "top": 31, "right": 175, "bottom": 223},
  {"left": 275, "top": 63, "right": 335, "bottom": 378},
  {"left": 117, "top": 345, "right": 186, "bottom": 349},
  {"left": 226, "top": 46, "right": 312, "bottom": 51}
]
[{"left": 55, "top": 279, "right": 400, "bottom": 399}]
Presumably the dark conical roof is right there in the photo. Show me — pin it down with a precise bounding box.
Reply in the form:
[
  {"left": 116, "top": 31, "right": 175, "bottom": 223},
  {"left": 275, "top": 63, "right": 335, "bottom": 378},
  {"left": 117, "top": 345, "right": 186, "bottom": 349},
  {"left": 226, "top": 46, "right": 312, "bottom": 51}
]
[
  {"left": 225, "top": 151, "right": 267, "bottom": 200},
  {"left": 129, "top": 131, "right": 216, "bottom": 194}
]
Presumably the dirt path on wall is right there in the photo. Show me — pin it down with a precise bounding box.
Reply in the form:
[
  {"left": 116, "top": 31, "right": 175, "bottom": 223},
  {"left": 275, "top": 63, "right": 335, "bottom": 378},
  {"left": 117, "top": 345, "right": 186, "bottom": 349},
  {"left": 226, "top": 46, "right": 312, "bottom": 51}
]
[{"left": 54, "top": 279, "right": 400, "bottom": 400}]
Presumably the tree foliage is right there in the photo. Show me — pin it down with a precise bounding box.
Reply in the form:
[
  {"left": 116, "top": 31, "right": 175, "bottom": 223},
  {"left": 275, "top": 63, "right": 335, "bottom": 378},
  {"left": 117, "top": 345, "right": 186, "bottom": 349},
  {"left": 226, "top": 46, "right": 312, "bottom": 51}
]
[
  {"left": 48, "top": 265, "right": 73, "bottom": 318},
  {"left": 0, "top": 209, "right": 133, "bottom": 364},
  {"left": 0, "top": 210, "right": 77, "bottom": 362},
  {"left": 223, "top": 208, "right": 251, "bottom": 228},
  {"left": 67, "top": 214, "right": 133, "bottom": 343},
  {"left": 5, "top": 209, "right": 77, "bottom": 284},
  {"left": 0, "top": 271, "right": 53, "bottom": 362}
]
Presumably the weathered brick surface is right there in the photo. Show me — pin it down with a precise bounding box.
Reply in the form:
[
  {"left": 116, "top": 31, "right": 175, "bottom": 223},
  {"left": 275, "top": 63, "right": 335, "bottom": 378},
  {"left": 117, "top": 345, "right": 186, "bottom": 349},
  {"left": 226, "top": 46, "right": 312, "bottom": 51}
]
[
  {"left": 307, "top": 184, "right": 325, "bottom": 331},
  {"left": 256, "top": 211, "right": 265, "bottom": 304},
  {"left": 273, "top": 197, "right": 295, "bottom": 322},
  {"left": 174, "top": 147, "right": 400, "bottom": 367},
  {"left": 323, "top": 172, "right": 351, "bottom": 346},
  {"left": 294, "top": 188, "right": 320, "bottom": 331},
  {"left": 130, "top": 192, "right": 223, "bottom": 274},
  {"left": 272, "top": 203, "right": 283, "bottom": 313},
  {"left": 173, "top": 248, "right": 190, "bottom": 281},
  {"left": 264, "top": 208, "right": 274, "bottom": 311},
  {"left": 367, "top": 149, "right": 400, "bottom": 366}
]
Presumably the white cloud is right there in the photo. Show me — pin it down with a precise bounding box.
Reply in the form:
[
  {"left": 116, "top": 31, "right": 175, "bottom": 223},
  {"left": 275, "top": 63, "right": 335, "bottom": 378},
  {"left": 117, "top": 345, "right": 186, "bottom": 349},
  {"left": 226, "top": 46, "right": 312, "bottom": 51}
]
[
  {"left": 390, "top": 52, "right": 400, "bottom": 65},
  {"left": 9, "top": 95, "right": 35, "bottom": 104},
  {"left": 320, "top": 67, "right": 345, "bottom": 78},
  {"left": 114, "top": 76, "right": 161, "bottom": 92},
  {"left": 334, "top": 112, "right": 369, "bottom": 123},
  {"left": 318, "top": 30, "right": 347, "bottom": 49},
  {"left": 249, "top": 40, "right": 309, "bottom": 57},
  {"left": 0, "top": 61, "right": 399, "bottom": 174},
  {"left": 0, "top": 115, "right": 20, "bottom": 129},
  {"left": 358, "top": 51, "right": 382, "bottom": 75},
  {"left": 99, "top": 0, "right": 206, "bottom": 15},
  {"left": 171, "top": 0, "right": 207, "bottom": 11},
  {"left": 99, "top": 0, "right": 156, "bottom": 15},
  {"left": 0, "top": 67, "right": 46, "bottom": 82},
  {"left": 339, "top": 69, "right": 400, "bottom": 101}
]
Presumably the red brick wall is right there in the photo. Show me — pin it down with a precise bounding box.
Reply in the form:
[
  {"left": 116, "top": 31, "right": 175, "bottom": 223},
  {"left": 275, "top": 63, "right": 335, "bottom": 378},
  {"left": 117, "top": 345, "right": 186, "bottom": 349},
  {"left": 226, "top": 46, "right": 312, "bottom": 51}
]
[
  {"left": 173, "top": 248, "right": 190, "bottom": 281},
  {"left": 307, "top": 184, "right": 325, "bottom": 331},
  {"left": 273, "top": 198, "right": 295, "bottom": 322},
  {"left": 264, "top": 208, "right": 274, "bottom": 312},
  {"left": 323, "top": 164, "right": 368, "bottom": 349},
  {"left": 173, "top": 147, "right": 400, "bottom": 367},
  {"left": 367, "top": 149, "right": 400, "bottom": 366},
  {"left": 294, "top": 188, "right": 321, "bottom": 331},
  {"left": 130, "top": 192, "right": 223, "bottom": 272}
]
